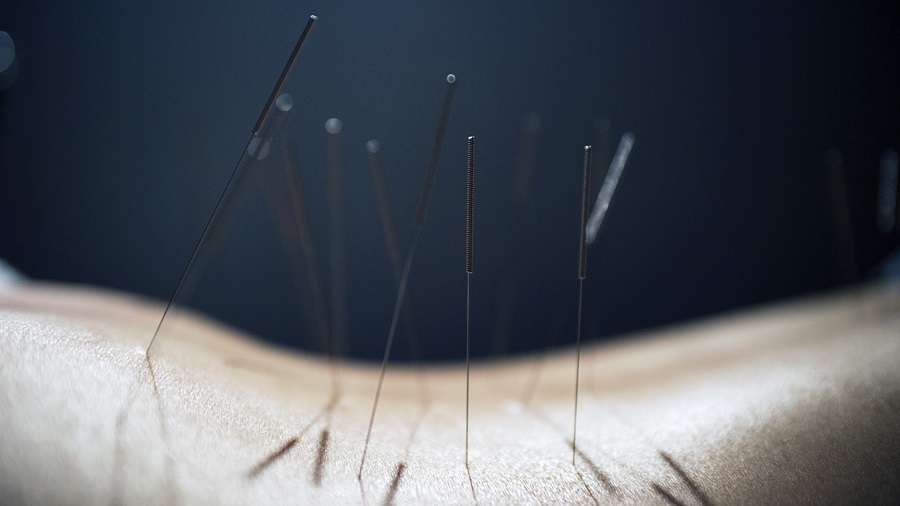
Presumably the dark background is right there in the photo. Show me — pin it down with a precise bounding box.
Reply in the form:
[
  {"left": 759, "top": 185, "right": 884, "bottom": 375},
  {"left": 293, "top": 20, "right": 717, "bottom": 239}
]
[{"left": 1, "top": 1, "right": 898, "bottom": 362}]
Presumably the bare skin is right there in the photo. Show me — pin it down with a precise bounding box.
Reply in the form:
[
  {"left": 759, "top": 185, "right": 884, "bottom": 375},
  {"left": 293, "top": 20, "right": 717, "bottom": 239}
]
[{"left": 1, "top": 280, "right": 898, "bottom": 504}]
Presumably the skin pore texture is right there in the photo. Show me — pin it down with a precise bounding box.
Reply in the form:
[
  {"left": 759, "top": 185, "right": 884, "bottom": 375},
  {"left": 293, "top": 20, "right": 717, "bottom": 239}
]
[{"left": 1, "top": 279, "right": 899, "bottom": 505}]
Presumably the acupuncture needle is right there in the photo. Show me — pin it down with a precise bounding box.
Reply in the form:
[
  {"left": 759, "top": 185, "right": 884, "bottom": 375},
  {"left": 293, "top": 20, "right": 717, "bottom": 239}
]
[
  {"left": 573, "top": 145, "right": 592, "bottom": 465},
  {"left": 465, "top": 135, "right": 475, "bottom": 468},
  {"left": 125, "top": 19, "right": 318, "bottom": 503},
  {"left": 358, "top": 73, "right": 458, "bottom": 480},
  {"left": 146, "top": 14, "right": 318, "bottom": 357}
]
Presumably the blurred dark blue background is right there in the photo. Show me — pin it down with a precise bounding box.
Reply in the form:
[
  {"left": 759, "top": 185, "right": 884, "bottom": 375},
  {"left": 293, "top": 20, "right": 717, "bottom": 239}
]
[{"left": 1, "top": 1, "right": 898, "bottom": 361}]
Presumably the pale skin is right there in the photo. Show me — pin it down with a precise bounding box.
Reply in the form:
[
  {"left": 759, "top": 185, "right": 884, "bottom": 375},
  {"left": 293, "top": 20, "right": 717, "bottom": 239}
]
[{"left": 1, "top": 280, "right": 899, "bottom": 504}]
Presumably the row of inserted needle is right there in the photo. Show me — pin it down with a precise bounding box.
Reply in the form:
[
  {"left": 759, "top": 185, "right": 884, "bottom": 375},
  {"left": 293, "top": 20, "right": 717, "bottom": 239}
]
[
  {"left": 358, "top": 70, "right": 635, "bottom": 475},
  {"left": 140, "top": 14, "right": 637, "bottom": 486}
]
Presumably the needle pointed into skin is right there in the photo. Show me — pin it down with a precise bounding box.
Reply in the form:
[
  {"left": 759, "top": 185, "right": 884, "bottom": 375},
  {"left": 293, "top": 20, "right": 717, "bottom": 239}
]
[
  {"left": 359, "top": 74, "right": 458, "bottom": 481},
  {"left": 465, "top": 136, "right": 475, "bottom": 468},
  {"left": 146, "top": 15, "right": 318, "bottom": 358},
  {"left": 573, "top": 145, "right": 592, "bottom": 465},
  {"left": 136, "top": 21, "right": 318, "bottom": 502}
]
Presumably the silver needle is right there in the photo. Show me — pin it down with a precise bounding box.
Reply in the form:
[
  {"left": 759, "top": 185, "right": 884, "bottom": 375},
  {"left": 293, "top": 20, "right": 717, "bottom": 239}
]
[
  {"left": 465, "top": 135, "right": 475, "bottom": 467},
  {"left": 573, "top": 145, "right": 592, "bottom": 465},
  {"left": 147, "top": 14, "right": 317, "bottom": 357},
  {"left": 358, "top": 74, "right": 458, "bottom": 481}
]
